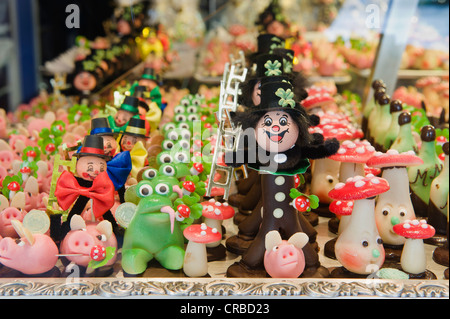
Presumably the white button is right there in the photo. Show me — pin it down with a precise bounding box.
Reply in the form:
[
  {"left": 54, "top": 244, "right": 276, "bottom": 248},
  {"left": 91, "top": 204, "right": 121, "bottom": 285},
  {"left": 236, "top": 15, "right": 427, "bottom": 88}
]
[
  {"left": 275, "top": 176, "right": 285, "bottom": 185},
  {"left": 273, "top": 208, "right": 284, "bottom": 218},
  {"left": 275, "top": 192, "right": 285, "bottom": 202}
]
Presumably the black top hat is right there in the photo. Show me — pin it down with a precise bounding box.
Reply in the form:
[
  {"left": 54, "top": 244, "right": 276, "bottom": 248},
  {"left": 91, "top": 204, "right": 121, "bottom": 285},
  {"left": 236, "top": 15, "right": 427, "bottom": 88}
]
[
  {"left": 256, "top": 81, "right": 304, "bottom": 116},
  {"left": 271, "top": 48, "right": 295, "bottom": 73},
  {"left": 74, "top": 135, "right": 110, "bottom": 160},
  {"left": 90, "top": 117, "right": 115, "bottom": 136},
  {"left": 123, "top": 117, "right": 148, "bottom": 139},
  {"left": 254, "top": 53, "right": 285, "bottom": 78},
  {"left": 257, "top": 34, "right": 285, "bottom": 55},
  {"left": 119, "top": 96, "right": 140, "bottom": 114},
  {"left": 133, "top": 85, "right": 150, "bottom": 111},
  {"left": 141, "top": 67, "right": 157, "bottom": 81}
]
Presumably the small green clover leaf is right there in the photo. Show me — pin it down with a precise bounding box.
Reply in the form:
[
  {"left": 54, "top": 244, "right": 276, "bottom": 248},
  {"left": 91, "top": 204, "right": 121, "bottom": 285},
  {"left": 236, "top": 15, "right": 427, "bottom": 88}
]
[
  {"left": 68, "top": 104, "right": 91, "bottom": 124},
  {"left": 88, "top": 247, "right": 116, "bottom": 270},
  {"left": 82, "top": 60, "right": 97, "bottom": 72},
  {"left": 264, "top": 60, "right": 282, "bottom": 76},
  {"left": 275, "top": 88, "right": 295, "bottom": 108},
  {"left": 283, "top": 58, "right": 293, "bottom": 73},
  {"left": 289, "top": 188, "right": 319, "bottom": 211},
  {"left": 1, "top": 175, "right": 23, "bottom": 199}
]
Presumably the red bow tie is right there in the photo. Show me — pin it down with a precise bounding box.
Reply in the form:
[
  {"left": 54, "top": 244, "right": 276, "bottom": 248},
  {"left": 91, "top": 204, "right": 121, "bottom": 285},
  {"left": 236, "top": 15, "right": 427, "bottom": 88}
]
[{"left": 55, "top": 171, "right": 115, "bottom": 218}]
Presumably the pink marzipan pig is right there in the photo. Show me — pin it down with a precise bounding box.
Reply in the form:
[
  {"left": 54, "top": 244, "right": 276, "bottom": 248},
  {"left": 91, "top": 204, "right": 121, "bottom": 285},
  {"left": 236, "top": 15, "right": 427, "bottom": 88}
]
[
  {"left": 60, "top": 215, "right": 117, "bottom": 268},
  {"left": 0, "top": 219, "right": 58, "bottom": 275},
  {"left": 263, "top": 230, "right": 309, "bottom": 278},
  {"left": 0, "top": 194, "right": 27, "bottom": 238}
]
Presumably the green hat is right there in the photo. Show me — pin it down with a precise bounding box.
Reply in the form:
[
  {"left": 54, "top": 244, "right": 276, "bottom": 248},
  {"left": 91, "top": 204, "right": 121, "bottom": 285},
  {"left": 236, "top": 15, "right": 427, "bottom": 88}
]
[
  {"left": 141, "top": 67, "right": 157, "bottom": 81},
  {"left": 119, "top": 96, "right": 139, "bottom": 114}
]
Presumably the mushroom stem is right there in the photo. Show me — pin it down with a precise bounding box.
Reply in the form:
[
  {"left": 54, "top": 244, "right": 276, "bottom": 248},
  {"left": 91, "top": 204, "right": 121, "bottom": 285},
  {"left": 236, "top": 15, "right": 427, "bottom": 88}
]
[
  {"left": 401, "top": 238, "right": 427, "bottom": 274},
  {"left": 204, "top": 218, "right": 222, "bottom": 248},
  {"left": 339, "top": 162, "right": 365, "bottom": 182},
  {"left": 347, "top": 198, "right": 376, "bottom": 229},
  {"left": 183, "top": 241, "right": 208, "bottom": 277}
]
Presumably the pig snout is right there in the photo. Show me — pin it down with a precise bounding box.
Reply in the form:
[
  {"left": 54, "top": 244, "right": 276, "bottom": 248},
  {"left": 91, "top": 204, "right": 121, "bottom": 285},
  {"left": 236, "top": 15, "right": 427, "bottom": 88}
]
[
  {"left": 264, "top": 244, "right": 305, "bottom": 278},
  {"left": 0, "top": 208, "right": 24, "bottom": 238},
  {"left": 65, "top": 231, "right": 95, "bottom": 255}
]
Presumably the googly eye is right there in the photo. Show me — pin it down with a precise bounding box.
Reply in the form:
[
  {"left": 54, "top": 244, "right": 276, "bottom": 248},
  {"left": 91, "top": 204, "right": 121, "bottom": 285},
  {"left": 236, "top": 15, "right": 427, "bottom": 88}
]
[
  {"left": 162, "top": 140, "right": 174, "bottom": 150},
  {"left": 159, "top": 153, "right": 173, "bottom": 164},
  {"left": 162, "top": 165, "right": 176, "bottom": 176},
  {"left": 143, "top": 168, "right": 158, "bottom": 180},
  {"left": 178, "top": 123, "right": 189, "bottom": 130},
  {"left": 382, "top": 207, "right": 390, "bottom": 216},
  {"left": 192, "top": 99, "right": 201, "bottom": 106},
  {"left": 187, "top": 114, "right": 199, "bottom": 121},
  {"left": 164, "top": 123, "right": 175, "bottom": 132},
  {"left": 155, "top": 183, "right": 170, "bottom": 195},
  {"left": 187, "top": 106, "right": 197, "bottom": 113},
  {"left": 361, "top": 240, "right": 369, "bottom": 248},
  {"left": 175, "top": 114, "right": 186, "bottom": 122},
  {"left": 97, "top": 234, "right": 107, "bottom": 241},
  {"left": 179, "top": 140, "right": 190, "bottom": 150},
  {"left": 138, "top": 184, "right": 153, "bottom": 197},
  {"left": 272, "top": 246, "right": 279, "bottom": 252},
  {"left": 174, "top": 152, "right": 188, "bottom": 163},
  {"left": 399, "top": 208, "right": 407, "bottom": 217},
  {"left": 180, "top": 129, "right": 191, "bottom": 140},
  {"left": 174, "top": 106, "right": 185, "bottom": 114},
  {"left": 180, "top": 99, "right": 190, "bottom": 106},
  {"left": 167, "top": 131, "right": 179, "bottom": 141},
  {"left": 376, "top": 237, "right": 383, "bottom": 245}
]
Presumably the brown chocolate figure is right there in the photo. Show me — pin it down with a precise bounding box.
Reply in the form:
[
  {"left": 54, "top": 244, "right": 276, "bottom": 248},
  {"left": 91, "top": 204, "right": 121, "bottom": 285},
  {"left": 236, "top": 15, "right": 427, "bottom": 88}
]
[{"left": 225, "top": 81, "right": 339, "bottom": 277}]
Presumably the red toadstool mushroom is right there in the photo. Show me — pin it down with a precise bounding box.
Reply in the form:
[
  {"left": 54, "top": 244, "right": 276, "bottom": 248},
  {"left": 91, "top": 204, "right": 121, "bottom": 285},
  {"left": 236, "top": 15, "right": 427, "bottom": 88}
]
[
  {"left": 201, "top": 199, "right": 235, "bottom": 248},
  {"left": 393, "top": 219, "right": 435, "bottom": 275},
  {"left": 183, "top": 223, "right": 221, "bottom": 277}
]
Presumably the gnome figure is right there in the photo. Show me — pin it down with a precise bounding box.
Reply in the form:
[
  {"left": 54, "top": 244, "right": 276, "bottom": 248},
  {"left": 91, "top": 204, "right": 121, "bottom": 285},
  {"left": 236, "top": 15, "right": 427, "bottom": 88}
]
[{"left": 108, "top": 96, "right": 141, "bottom": 134}]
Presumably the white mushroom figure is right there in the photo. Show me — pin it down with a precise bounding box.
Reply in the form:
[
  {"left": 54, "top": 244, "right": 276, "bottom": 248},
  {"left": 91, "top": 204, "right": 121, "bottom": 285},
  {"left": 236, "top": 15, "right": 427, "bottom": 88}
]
[
  {"left": 328, "top": 174, "right": 389, "bottom": 275},
  {"left": 366, "top": 150, "right": 423, "bottom": 251},
  {"left": 393, "top": 219, "right": 436, "bottom": 278}
]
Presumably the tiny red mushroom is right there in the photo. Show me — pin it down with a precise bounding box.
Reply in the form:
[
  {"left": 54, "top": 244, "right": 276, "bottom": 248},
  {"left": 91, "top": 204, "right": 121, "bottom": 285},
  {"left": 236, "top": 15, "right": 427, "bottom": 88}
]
[
  {"left": 393, "top": 219, "right": 435, "bottom": 275},
  {"left": 176, "top": 204, "right": 191, "bottom": 221},
  {"left": 292, "top": 196, "right": 311, "bottom": 212},
  {"left": 301, "top": 91, "right": 334, "bottom": 110},
  {"left": 201, "top": 199, "right": 235, "bottom": 247},
  {"left": 183, "top": 223, "right": 221, "bottom": 277},
  {"left": 90, "top": 245, "right": 106, "bottom": 261},
  {"left": 45, "top": 143, "right": 56, "bottom": 153},
  {"left": 190, "top": 162, "right": 204, "bottom": 175},
  {"left": 182, "top": 181, "right": 196, "bottom": 196},
  {"left": 20, "top": 166, "right": 32, "bottom": 182},
  {"left": 26, "top": 150, "right": 37, "bottom": 162},
  {"left": 7, "top": 181, "right": 21, "bottom": 200}
]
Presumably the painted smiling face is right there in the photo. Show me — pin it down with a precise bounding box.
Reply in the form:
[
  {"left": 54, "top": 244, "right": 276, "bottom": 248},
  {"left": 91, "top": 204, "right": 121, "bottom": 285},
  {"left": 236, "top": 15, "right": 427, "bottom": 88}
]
[
  {"left": 114, "top": 109, "right": 135, "bottom": 127},
  {"left": 120, "top": 134, "right": 146, "bottom": 152},
  {"left": 102, "top": 135, "right": 117, "bottom": 157},
  {"left": 76, "top": 156, "right": 107, "bottom": 181},
  {"left": 255, "top": 111, "right": 299, "bottom": 153},
  {"left": 73, "top": 71, "right": 97, "bottom": 92}
]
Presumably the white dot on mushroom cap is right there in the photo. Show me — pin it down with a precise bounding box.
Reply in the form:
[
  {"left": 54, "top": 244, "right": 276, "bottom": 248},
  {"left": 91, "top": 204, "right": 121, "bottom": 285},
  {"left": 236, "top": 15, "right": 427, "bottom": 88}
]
[
  {"left": 201, "top": 231, "right": 206, "bottom": 236},
  {"left": 403, "top": 223, "right": 411, "bottom": 229},
  {"left": 336, "top": 201, "right": 342, "bottom": 205},
  {"left": 371, "top": 178, "right": 380, "bottom": 184},
  {"left": 223, "top": 202, "right": 229, "bottom": 206},
  {"left": 347, "top": 202, "right": 353, "bottom": 206},
  {"left": 356, "top": 147, "right": 366, "bottom": 154},
  {"left": 374, "top": 151, "right": 383, "bottom": 157},
  {"left": 387, "top": 149, "right": 399, "bottom": 155},
  {"left": 212, "top": 228, "right": 218, "bottom": 233},
  {"left": 346, "top": 142, "right": 356, "bottom": 149},
  {"left": 335, "top": 183, "right": 345, "bottom": 189},
  {"left": 209, "top": 199, "right": 215, "bottom": 203},
  {"left": 201, "top": 223, "right": 207, "bottom": 230},
  {"left": 420, "top": 219, "right": 426, "bottom": 223},
  {"left": 355, "top": 180, "right": 365, "bottom": 188},
  {"left": 367, "top": 146, "right": 375, "bottom": 152},
  {"left": 337, "top": 148, "right": 347, "bottom": 154},
  {"left": 406, "top": 150, "right": 416, "bottom": 155},
  {"left": 214, "top": 208, "right": 221, "bottom": 215},
  {"left": 366, "top": 173, "right": 374, "bottom": 178},
  {"left": 421, "top": 224, "right": 429, "bottom": 229},
  {"left": 207, "top": 205, "right": 214, "bottom": 212},
  {"left": 215, "top": 201, "right": 221, "bottom": 206},
  {"left": 412, "top": 220, "right": 420, "bottom": 225}
]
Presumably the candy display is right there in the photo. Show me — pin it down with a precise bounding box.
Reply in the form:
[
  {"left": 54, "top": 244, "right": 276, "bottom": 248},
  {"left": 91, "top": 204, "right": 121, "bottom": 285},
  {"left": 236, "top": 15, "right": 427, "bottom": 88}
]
[{"left": 0, "top": 0, "right": 448, "bottom": 299}]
